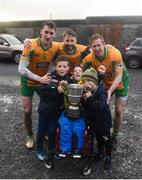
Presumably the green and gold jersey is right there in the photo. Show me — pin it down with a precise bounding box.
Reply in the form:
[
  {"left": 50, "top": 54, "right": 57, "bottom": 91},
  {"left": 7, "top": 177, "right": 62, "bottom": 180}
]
[
  {"left": 20, "top": 38, "right": 60, "bottom": 86},
  {"left": 81, "top": 47, "right": 129, "bottom": 90},
  {"left": 58, "top": 43, "right": 87, "bottom": 74}
]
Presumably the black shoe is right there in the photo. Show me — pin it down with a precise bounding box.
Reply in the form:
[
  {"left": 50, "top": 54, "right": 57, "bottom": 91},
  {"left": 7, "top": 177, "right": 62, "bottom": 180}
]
[
  {"left": 44, "top": 152, "right": 54, "bottom": 169},
  {"left": 94, "top": 150, "right": 105, "bottom": 161},
  {"left": 111, "top": 137, "right": 117, "bottom": 151},
  {"left": 73, "top": 149, "right": 82, "bottom": 159},
  {"left": 104, "top": 156, "right": 112, "bottom": 170}
]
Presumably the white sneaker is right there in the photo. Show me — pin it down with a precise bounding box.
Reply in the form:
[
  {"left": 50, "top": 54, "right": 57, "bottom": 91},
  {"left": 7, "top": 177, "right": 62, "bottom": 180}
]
[{"left": 25, "top": 136, "right": 34, "bottom": 149}]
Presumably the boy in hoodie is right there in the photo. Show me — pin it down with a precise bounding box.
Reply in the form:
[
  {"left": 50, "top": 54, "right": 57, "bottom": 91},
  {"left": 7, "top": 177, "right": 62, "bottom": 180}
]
[
  {"left": 82, "top": 68, "right": 112, "bottom": 170},
  {"left": 36, "top": 55, "right": 72, "bottom": 169}
]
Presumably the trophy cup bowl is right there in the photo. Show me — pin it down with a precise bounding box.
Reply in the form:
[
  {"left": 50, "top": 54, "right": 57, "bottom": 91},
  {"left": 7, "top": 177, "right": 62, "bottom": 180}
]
[{"left": 66, "top": 84, "right": 83, "bottom": 118}]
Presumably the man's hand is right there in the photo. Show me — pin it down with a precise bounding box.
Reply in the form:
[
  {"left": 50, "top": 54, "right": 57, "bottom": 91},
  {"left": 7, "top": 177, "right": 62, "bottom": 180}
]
[
  {"left": 98, "top": 65, "right": 106, "bottom": 74},
  {"left": 24, "top": 38, "right": 32, "bottom": 48},
  {"left": 38, "top": 74, "right": 52, "bottom": 84}
]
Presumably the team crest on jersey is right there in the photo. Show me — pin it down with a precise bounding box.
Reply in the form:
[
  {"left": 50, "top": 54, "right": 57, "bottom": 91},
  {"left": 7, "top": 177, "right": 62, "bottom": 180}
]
[{"left": 43, "top": 54, "right": 47, "bottom": 60}]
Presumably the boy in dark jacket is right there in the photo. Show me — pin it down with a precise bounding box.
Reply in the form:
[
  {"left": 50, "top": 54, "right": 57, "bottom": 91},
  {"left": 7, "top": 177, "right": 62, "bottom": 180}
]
[
  {"left": 82, "top": 68, "right": 112, "bottom": 170},
  {"left": 36, "top": 55, "right": 72, "bottom": 169}
]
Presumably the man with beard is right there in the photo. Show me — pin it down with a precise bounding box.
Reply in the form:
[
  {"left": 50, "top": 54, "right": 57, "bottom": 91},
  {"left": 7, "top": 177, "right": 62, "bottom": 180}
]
[
  {"left": 57, "top": 30, "right": 90, "bottom": 75},
  {"left": 24, "top": 30, "right": 90, "bottom": 75}
]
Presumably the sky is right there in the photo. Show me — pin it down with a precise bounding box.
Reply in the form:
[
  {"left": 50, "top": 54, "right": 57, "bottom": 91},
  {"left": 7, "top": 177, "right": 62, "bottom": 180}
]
[{"left": 0, "top": 0, "right": 142, "bottom": 21}]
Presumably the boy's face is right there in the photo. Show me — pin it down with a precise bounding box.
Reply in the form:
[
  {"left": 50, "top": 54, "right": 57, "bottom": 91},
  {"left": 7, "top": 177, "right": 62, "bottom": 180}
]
[
  {"left": 73, "top": 67, "right": 83, "bottom": 81},
  {"left": 56, "top": 61, "right": 69, "bottom": 76},
  {"left": 82, "top": 79, "right": 97, "bottom": 91},
  {"left": 40, "top": 25, "right": 56, "bottom": 45},
  {"left": 63, "top": 35, "right": 77, "bottom": 51}
]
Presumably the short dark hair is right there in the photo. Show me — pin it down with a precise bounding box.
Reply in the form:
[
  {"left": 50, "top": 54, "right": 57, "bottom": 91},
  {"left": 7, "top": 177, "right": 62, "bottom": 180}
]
[
  {"left": 63, "top": 30, "right": 77, "bottom": 39},
  {"left": 89, "top": 33, "right": 105, "bottom": 45},
  {"left": 41, "top": 20, "right": 56, "bottom": 30},
  {"left": 56, "top": 55, "right": 70, "bottom": 66},
  {"left": 73, "top": 65, "right": 83, "bottom": 72}
]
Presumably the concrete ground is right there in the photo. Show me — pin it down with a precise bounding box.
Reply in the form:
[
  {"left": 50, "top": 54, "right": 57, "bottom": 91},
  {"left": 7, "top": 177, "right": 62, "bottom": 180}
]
[{"left": 0, "top": 62, "right": 141, "bottom": 179}]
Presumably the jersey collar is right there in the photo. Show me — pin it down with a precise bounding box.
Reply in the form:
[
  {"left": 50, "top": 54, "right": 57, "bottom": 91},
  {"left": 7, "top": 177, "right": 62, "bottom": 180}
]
[
  {"left": 94, "top": 47, "right": 108, "bottom": 62},
  {"left": 37, "top": 37, "right": 52, "bottom": 50},
  {"left": 63, "top": 44, "right": 77, "bottom": 54}
]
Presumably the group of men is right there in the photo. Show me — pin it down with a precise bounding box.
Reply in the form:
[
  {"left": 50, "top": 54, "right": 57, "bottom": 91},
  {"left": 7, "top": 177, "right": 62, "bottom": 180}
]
[{"left": 18, "top": 20, "right": 129, "bottom": 152}]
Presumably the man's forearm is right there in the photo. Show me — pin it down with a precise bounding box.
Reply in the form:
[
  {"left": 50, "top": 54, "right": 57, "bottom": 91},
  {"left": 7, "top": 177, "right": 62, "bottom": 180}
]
[
  {"left": 108, "top": 73, "right": 122, "bottom": 94},
  {"left": 18, "top": 61, "right": 41, "bottom": 82}
]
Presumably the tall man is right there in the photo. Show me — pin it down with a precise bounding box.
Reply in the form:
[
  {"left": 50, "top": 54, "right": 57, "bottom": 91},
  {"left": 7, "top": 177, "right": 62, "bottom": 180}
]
[
  {"left": 81, "top": 33, "right": 129, "bottom": 150},
  {"left": 18, "top": 21, "right": 60, "bottom": 149}
]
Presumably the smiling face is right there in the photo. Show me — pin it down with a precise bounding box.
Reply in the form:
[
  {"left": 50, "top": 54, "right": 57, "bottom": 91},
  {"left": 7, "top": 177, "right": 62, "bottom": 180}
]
[
  {"left": 40, "top": 25, "right": 56, "bottom": 46},
  {"left": 63, "top": 34, "right": 77, "bottom": 52},
  {"left": 91, "top": 38, "right": 105, "bottom": 57},
  {"left": 82, "top": 79, "right": 97, "bottom": 92},
  {"left": 73, "top": 66, "right": 83, "bottom": 82},
  {"left": 55, "top": 60, "right": 70, "bottom": 77}
]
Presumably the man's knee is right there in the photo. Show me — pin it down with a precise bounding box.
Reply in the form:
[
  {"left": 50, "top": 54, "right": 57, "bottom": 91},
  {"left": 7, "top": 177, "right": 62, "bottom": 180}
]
[
  {"left": 115, "top": 106, "right": 123, "bottom": 116},
  {"left": 23, "top": 107, "right": 32, "bottom": 114},
  {"left": 115, "top": 97, "right": 127, "bottom": 115}
]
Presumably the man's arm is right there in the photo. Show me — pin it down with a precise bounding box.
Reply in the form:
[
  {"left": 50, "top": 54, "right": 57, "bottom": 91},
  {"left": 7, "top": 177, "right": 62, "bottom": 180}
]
[
  {"left": 18, "top": 60, "right": 51, "bottom": 84},
  {"left": 107, "top": 71, "right": 122, "bottom": 104}
]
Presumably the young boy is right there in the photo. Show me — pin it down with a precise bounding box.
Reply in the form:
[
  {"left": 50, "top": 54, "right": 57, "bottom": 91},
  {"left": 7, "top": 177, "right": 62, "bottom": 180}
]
[
  {"left": 58, "top": 65, "right": 86, "bottom": 159},
  {"left": 36, "top": 55, "right": 71, "bottom": 169},
  {"left": 82, "top": 68, "right": 112, "bottom": 170}
]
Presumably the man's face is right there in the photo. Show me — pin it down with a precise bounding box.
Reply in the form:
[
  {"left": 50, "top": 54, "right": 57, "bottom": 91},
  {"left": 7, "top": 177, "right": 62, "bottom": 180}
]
[
  {"left": 56, "top": 61, "right": 69, "bottom": 77},
  {"left": 40, "top": 25, "right": 56, "bottom": 45},
  {"left": 91, "top": 38, "right": 105, "bottom": 57},
  {"left": 63, "top": 35, "right": 77, "bottom": 51}
]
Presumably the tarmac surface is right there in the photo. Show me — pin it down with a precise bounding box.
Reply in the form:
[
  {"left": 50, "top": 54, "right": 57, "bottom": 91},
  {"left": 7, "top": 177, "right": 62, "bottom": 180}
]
[{"left": 0, "top": 62, "right": 142, "bottom": 179}]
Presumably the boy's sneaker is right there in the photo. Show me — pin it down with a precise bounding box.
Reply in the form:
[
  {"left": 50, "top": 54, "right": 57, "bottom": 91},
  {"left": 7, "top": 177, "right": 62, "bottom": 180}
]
[
  {"left": 25, "top": 136, "right": 34, "bottom": 149},
  {"left": 36, "top": 149, "right": 46, "bottom": 161},
  {"left": 94, "top": 150, "right": 105, "bottom": 161},
  {"left": 44, "top": 152, "right": 54, "bottom": 169},
  {"left": 44, "top": 135, "right": 48, "bottom": 141},
  {"left": 58, "top": 151, "right": 70, "bottom": 158},
  {"left": 104, "top": 156, "right": 112, "bottom": 170},
  {"left": 73, "top": 149, "right": 82, "bottom": 159},
  {"left": 111, "top": 137, "right": 117, "bottom": 151}
]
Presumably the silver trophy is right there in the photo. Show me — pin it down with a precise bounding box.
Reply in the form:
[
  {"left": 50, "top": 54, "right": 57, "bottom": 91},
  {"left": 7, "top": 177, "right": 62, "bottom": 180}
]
[{"left": 66, "top": 84, "right": 83, "bottom": 118}]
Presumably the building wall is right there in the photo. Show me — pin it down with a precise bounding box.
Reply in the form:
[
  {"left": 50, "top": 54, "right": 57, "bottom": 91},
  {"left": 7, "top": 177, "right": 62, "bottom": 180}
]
[{"left": 1, "top": 16, "right": 142, "bottom": 53}]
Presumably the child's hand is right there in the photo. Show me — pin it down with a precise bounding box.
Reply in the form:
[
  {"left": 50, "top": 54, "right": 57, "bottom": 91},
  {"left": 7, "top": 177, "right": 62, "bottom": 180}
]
[
  {"left": 83, "top": 91, "right": 92, "bottom": 100},
  {"left": 59, "top": 80, "right": 68, "bottom": 86},
  {"left": 58, "top": 85, "right": 64, "bottom": 93}
]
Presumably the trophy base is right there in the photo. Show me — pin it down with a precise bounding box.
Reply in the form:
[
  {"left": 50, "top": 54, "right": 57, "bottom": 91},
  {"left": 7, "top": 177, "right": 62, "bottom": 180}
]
[{"left": 66, "top": 107, "right": 82, "bottom": 119}]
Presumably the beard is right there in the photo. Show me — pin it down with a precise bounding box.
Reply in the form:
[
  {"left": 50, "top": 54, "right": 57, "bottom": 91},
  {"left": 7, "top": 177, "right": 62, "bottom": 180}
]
[{"left": 64, "top": 44, "right": 76, "bottom": 53}]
